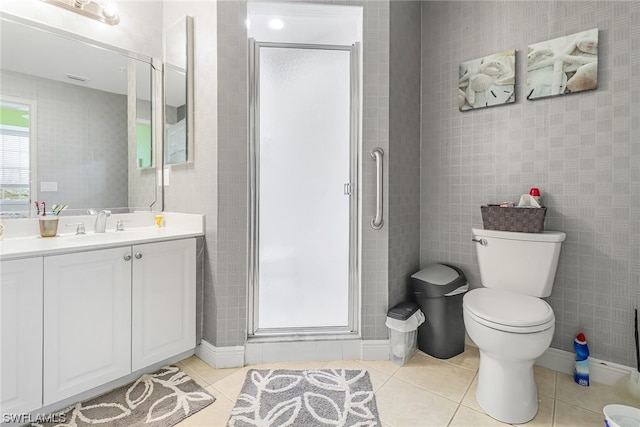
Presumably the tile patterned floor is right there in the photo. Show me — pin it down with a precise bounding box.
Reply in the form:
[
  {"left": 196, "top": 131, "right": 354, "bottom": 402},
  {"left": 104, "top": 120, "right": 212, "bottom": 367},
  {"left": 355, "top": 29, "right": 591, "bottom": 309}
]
[{"left": 175, "top": 346, "right": 638, "bottom": 427}]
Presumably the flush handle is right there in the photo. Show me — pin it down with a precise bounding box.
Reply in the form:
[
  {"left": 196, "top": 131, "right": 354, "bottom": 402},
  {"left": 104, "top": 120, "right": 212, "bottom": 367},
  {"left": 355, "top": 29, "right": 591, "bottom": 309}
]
[{"left": 472, "top": 238, "right": 487, "bottom": 245}]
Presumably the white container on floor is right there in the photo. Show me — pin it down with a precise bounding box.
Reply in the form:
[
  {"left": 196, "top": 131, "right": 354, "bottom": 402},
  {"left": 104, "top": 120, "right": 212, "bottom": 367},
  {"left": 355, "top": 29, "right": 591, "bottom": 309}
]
[
  {"left": 386, "top": 302, "right": 425, "bottom": 366},
  {"left": 603, "top": 404, "right": 640, "bottom": 427}
]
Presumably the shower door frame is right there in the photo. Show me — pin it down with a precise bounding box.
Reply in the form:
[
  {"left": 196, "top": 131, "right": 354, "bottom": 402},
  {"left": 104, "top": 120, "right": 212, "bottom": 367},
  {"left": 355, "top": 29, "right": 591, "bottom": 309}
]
[{"left": 248, "top": 39, "right": 361, "bottom": 338}]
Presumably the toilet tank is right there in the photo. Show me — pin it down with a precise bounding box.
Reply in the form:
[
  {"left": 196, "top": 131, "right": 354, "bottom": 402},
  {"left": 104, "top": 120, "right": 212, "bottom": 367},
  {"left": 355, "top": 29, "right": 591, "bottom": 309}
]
[{"left": 472, "top": 228, "right": 566, "bottom": 297}]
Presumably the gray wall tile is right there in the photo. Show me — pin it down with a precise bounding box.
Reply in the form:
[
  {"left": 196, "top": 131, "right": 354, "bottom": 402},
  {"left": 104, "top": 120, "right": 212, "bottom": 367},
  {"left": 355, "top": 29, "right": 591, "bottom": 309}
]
[
  {"left": 388, "top": 0, "right": 421, "bottom": 308},
  {"left": 421, "top": 0, "right": 639, "bottom": 367}
]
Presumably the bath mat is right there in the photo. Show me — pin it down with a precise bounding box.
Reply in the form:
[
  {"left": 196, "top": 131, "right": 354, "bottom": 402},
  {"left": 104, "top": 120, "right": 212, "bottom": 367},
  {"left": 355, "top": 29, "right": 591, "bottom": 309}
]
[
  {"left": 228, "top": 369, "right": 381, "bottom": 426},
  {"left": 32, "top": 365, "right": 215, "bottom": 427}
]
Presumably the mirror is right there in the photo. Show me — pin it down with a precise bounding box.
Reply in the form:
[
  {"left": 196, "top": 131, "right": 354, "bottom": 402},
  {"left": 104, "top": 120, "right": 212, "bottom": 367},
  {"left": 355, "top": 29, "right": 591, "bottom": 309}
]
[
  {"left": 0, "top": 14, "right": 160, "bottom": 218},
  {"left": 164, "top": 16, "right": 193, "bottom": 165}
]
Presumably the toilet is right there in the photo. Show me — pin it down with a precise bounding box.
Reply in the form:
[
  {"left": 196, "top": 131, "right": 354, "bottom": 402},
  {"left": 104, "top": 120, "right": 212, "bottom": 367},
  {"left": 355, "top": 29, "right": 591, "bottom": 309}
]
[{"left": 463, "top": 227, "right": 566, "bottom": 424}]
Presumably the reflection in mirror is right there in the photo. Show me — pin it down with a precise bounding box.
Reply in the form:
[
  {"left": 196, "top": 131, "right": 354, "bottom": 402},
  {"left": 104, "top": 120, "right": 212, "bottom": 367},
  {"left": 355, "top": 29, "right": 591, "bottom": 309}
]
[
  {"left": 0, "top": 97, "right": 36, "bottom": 214},
  {"left": 136, "top": 61, "right": 152, "bottom": 169},
  {"left": 164, "top": 16, "right": 193, "bottom": 165},
  {"left": 136, "top": 118, "right": 152, "bottom": 168},
  {"left": 0, "top": 14, "right": 159, "bottom": 218}
]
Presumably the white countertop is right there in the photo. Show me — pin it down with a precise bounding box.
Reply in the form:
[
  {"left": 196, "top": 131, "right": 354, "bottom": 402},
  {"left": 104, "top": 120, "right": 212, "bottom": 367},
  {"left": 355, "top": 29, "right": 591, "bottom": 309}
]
[{"left": 0, "top": 212, "right": 205, "bottom": 261}]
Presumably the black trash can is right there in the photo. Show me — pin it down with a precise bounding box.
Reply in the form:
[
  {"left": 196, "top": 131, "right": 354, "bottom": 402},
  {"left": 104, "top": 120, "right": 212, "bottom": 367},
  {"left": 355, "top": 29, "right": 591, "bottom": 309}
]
[{"left": 411, "top": 263, "right": 469, "bottom": 359}]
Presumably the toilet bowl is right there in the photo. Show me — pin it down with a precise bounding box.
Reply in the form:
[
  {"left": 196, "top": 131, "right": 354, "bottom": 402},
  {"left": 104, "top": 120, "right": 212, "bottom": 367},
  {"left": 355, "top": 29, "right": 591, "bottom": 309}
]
[
  {"left": 463, "top": 288, "right": 555, "bottom": 424},
  {"left": 465, "top": 227, "right": 565, "bottom": 424}
]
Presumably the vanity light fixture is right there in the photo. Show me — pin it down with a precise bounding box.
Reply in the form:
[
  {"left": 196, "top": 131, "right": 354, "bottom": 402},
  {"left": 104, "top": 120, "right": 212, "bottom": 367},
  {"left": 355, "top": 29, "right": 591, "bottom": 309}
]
[{"left": 40, "top": 0, "right": 120, "bottom": 25}]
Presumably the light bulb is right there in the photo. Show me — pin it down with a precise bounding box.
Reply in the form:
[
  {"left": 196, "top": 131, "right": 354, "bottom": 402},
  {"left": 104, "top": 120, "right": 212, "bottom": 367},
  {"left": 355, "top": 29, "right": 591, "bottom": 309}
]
[
  {"left": 73, "top": 0, "right": 91, "bottom": 8},
  {"left": 102, "top": 2, "right": 118, "bottom": 19},
  {"left": 268, "top": 18, "right": 284, "bottom": 30}
]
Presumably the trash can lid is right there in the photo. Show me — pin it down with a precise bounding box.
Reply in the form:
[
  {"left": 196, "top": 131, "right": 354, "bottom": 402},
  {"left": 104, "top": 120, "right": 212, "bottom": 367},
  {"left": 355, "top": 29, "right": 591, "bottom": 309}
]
[
  {"left": 412, "top": 263, "right": 460, "bottom": 285},
  {"left": 411, "top": 263, "right": 467, "bottom": 298},
  {"left": 387, "top": 301, "right": 420, "bottom": 320}
]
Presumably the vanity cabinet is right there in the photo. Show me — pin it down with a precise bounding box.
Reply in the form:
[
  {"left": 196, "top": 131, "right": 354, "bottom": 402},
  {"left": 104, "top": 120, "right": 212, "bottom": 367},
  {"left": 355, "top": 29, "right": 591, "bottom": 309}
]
[
  {"left": 42, "top": 238, "right": 196, "bottom": 405},
  {"left": 43, "top": 247, "right": 132, "bottom": 405},
  {"left": 131, "top": 239, "right": 196, "bottom": 371},
  {"left": 0, "top": 257, "right": 44, "bottom": 415}
]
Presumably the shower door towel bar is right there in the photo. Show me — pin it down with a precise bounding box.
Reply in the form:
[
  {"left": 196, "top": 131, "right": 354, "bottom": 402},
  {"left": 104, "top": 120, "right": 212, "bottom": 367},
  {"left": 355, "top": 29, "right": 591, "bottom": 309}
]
[{"left": 370, "top": 148, "right": 384, "bottom": 230}]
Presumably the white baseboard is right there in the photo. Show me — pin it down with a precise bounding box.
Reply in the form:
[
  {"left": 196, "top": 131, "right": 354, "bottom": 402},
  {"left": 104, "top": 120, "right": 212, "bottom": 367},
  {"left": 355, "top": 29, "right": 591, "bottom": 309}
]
[
  {"left": 536, "top": 347, "right": 634, "bottom": 386},
  {"left": 198, "top": 338, "right": 634, "bottom": 386},
  {"left": 244, "top": 338, "right": 366, "bottom": 364},
  {"left": 465, "top": 334, "right": 633, "bottom": 386},
  {"left": 198, "top": 338, "right": 392, "bottom": 367},
  {"left": 361, "top": 340, "right": 390, "bottom": 361},
  {"left": 195, "top": 340, "right": 245, "bottom": 369}
]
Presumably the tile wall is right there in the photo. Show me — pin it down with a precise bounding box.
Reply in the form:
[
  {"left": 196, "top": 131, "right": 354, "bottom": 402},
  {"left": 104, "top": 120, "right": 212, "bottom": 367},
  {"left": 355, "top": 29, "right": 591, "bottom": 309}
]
[
  {"left": 388, "top": 1, "right": 422, "bottom": 309},
  {"left": 356, "top": 0, "right": 391, "bottom": 340},
  {"left": 420, "top": 0, "right": 640, "bottom": 367},
  {"left": 215, "top": 0, "right": 250, "bottom": 347}
]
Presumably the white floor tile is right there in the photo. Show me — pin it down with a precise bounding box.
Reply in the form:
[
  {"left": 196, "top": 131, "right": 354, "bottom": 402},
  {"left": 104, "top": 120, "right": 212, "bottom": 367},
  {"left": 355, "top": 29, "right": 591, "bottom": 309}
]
[
  {"left": 553, "top": 400, "right": 604, "bottom": 427},
  {"left": 449, "top": 405, "right": 506, "bottom": 427},
  {"left": 443, "top": 345, "right": 480, "bottom": 372},
  {"left": 175, "top": 347, "right": 627, "bottom": 427},
  {"left": 376, "top": 377, "right": 458, "bottom": 427},
  {"left": 394, "top": 351, "right": 475, "bottom": 402},
  {"left": 555, "top": 372, "right": 637, "bottom": 413}
]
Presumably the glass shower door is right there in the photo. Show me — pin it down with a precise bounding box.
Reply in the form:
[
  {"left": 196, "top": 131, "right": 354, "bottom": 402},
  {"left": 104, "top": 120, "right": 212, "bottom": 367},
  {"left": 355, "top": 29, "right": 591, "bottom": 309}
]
[{"left": 251, "top": 42, "right": 357, "bottom": 333}]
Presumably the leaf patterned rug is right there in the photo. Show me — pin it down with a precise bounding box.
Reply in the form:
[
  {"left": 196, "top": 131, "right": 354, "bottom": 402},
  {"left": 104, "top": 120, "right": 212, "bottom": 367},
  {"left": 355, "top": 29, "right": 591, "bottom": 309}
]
[
  {"left": 33, "top": 365, "right": 215, "bottom": 427},
  {"left": 228, "top": 369, "right": 381, "bottom": 427}
]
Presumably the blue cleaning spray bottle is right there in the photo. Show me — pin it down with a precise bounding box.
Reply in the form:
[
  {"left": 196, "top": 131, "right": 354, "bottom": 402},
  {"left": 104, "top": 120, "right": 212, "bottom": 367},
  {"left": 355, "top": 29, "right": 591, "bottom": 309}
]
[{"left": 574, "top": 332, "right": 590, "bottom": 386}]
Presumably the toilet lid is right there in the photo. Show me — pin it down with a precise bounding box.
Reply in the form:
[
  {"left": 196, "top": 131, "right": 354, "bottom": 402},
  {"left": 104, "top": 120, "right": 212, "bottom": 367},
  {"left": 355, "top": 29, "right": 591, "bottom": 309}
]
[{"left": 463, "top": 288, "right": 554, "bottom": 331}]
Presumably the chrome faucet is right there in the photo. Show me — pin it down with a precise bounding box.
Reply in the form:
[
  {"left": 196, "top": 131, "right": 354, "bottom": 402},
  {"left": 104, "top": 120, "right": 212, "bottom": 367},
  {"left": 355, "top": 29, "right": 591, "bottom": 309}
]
[{"left": 94, "top": 210, "right": 111, "bottom": 233}]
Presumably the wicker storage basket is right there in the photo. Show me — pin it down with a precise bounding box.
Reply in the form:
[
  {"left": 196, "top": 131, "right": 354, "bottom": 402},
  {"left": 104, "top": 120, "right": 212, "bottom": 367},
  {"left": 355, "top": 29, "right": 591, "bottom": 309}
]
[{"left": 480, "top": 205, "right": 547, "bottom": 233}]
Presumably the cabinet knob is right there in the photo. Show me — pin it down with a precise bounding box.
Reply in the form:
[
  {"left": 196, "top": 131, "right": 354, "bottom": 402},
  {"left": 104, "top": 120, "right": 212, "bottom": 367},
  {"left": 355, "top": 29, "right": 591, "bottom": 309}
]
[
  {"left": 135, "top": 252, "right": 143, "bottom": 260},
  {"left": 124, "top": 253, "right": 132, "bottom": 261}
]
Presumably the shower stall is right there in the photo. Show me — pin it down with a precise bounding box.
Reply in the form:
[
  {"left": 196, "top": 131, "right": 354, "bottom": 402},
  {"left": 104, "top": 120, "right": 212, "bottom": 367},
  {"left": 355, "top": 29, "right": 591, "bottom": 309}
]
[{"left": 247, "top": 3, "right": 362, "bottom": 337}]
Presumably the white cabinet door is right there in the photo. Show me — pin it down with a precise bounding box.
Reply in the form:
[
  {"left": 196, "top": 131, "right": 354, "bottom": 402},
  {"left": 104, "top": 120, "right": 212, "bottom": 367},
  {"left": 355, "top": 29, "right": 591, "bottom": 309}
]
[
  {"left": 43, "top": 248, "right": 132, "bottom": 405},
  {"left": 1, "top": 258, "right": 43, "bottom": 415},
  {"left": 132, "top": 239, "right": 196, "bottom": 371}
]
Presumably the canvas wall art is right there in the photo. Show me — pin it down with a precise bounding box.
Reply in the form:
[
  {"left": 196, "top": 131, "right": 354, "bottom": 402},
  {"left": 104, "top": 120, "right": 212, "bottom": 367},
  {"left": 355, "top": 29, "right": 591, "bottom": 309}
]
[
  {"left": 526, "top": 28, "right": 598, "bottom": 100},
  {"left": 458, "top": 49, "right": 516, "bottom": 112}
]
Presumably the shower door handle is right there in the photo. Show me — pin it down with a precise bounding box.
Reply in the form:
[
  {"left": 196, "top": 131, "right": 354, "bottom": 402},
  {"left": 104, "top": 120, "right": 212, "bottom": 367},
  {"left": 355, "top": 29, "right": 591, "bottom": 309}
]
[{"left": 370, "top": 148, "right": 384, "bottom": 230}]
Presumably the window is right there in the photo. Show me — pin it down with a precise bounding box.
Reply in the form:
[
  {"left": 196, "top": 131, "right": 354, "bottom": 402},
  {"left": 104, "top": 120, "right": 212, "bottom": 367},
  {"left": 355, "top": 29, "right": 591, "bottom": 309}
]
[{"left": 0, "top": 99, "right": 35, "bottom": 213}]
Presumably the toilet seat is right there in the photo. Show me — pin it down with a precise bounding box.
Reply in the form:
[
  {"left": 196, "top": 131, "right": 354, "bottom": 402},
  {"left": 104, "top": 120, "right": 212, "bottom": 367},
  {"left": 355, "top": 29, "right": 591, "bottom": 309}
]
[{"left": 463, "top": 288, "right": 554, "bottom": 333}]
